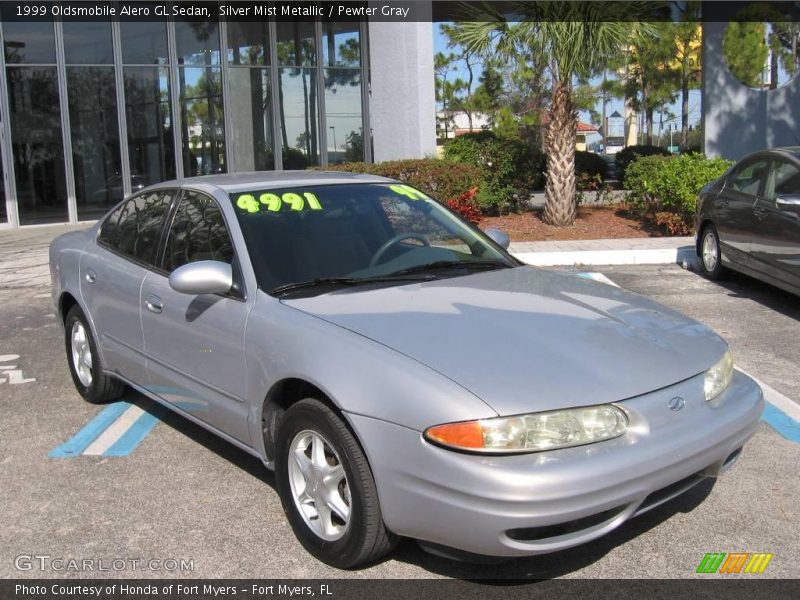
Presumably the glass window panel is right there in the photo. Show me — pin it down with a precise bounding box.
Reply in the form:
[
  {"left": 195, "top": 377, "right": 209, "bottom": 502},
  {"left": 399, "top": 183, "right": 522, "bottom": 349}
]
[
  {"left": 175, "top": 20, "right": 220, "bottom": 66},
  {"left": 6, "top": 67, "right": 68, "bottom": 225},
  {"left": 2, "top": 20, "right": 56, "bottom": 64},
  {"left": 0, "top": 145, "right": 6, "bottom": 223},
  {"left": 278, "top": 68, "right": 319, "bottom": 169},
  {"left": 276, "top": 22, "right": 316, "bottom": 67},
  {"left": 730, "top": 159, "right": 769, "bottom": 195},
  {"left": 324, "top": 69, "right": 363, "bottom": 164},
  {"left": 322, "top": 23, "right": 360, "bottom": 67},
  {"left": 62, "top": 22, "right": 113, "bottom": 64},
  {"left": 66, "top": 67, "right": 123, "bottom": 220},
  {"left": 766, "top": 161, "right": 800, "bottom": 198},
  {"left": 163, "top": 191, "right": 233, "bottom": 272},
  {"left": 120, "top": 21, "right": 168, "bottom": 65},
  {"left": 100, "top": 190, "right": 173, "bottom": 265},
  {"left": 124, "top": 66, "right": 176, "bottom": 186},
  {"left": 180, "top": 67, "right": 225, "bottom": 176},
  {"left": 229, "top": 68, "right": 274, "bottom": 171},
  {"left": 226, "top": 21, "right": 270, "bottom": 66}
]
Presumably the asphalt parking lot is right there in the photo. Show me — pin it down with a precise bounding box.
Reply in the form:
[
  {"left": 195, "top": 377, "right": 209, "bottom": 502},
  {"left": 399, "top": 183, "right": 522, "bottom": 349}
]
[{"left": 1, "top": 260, "right": 798, "bottom": 579}]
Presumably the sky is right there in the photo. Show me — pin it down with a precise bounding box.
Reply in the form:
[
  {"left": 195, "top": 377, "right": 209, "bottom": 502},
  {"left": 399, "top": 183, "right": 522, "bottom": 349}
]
[{"left": 433, "top": 24, "right": 703, "bottom": 145}]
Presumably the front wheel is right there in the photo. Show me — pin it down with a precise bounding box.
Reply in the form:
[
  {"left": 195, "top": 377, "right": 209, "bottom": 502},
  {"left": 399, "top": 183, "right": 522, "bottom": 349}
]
[
  {"left": 64, "top": 305, "right": 125, "bottom": 403},
  {"left": 275, "top": 398, "right": 396, "bottom": 568},
  {"left": 700, "top": 224, "right": 726, "bottom": 280}
]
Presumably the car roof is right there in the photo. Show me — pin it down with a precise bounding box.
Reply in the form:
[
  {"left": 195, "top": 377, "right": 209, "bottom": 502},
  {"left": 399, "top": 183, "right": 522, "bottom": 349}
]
[
  {"left": 146, "top": 171, "right": 397, "bottom": 195},
  {"left": 774, "top": 146, "right": 800, "bottom": 160}
]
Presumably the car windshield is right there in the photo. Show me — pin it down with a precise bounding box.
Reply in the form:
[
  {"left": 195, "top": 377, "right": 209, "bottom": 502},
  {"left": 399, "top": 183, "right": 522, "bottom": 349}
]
[{"left": 230, "top": 183, "right": 516, "bottom": 296}]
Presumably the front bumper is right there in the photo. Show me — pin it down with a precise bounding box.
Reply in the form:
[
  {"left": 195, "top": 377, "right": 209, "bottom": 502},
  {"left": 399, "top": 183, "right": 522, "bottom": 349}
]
[{"left": 348, "top": 370, "right": 763, "bottom": 557}]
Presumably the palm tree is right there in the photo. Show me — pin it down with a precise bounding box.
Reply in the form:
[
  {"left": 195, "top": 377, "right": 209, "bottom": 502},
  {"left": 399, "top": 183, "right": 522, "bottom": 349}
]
[{"left": 453, "top": 2, "right": 655, "bottom": 226}]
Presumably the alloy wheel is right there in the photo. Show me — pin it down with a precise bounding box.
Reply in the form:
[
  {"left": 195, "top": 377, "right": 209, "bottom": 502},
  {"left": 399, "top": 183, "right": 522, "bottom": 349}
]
[
  {"left": 287, "top": 429, "right": 351, "bottom": 541},
  {"left": 70, "top": 320, "right": 93, "bottom": 387}
]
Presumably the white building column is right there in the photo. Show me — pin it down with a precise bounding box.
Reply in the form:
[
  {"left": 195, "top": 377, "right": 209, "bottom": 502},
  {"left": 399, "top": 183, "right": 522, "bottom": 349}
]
[{"left": 368, "top": 20, "right": 436, "bottom": 161}]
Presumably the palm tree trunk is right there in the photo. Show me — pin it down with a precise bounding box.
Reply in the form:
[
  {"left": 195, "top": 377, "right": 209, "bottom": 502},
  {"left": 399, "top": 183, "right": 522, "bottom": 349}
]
[{"left": 543, "top": 80, "right": 577, "bottom": 227}]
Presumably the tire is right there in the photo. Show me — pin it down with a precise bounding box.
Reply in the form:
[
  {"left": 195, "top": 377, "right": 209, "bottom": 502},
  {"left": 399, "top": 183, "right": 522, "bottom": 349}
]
[
  {"left": 275, "top": 398, "right": 396, "bottom": 568},
  {"left": 64, "top": 305, "right": 125, "bottom": 404},
  {"left": 699, "top": 224, "right": 726, "bottom": 280}
]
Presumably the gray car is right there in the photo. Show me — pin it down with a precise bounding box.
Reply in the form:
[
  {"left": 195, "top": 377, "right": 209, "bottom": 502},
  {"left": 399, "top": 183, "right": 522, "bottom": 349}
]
[
  {"left": 696, "top": 147, "right": 800, "bottom": 294},
  {"left": 50, "top": 172, "right": 763, "bottom": 568}
]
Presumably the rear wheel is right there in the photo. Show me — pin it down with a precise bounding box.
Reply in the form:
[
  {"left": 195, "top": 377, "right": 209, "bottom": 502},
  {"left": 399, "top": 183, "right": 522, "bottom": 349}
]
[
  {"left": 700, "top": 224, "right": 726, "bottom": 280},
  {"left": 64, "top": 305, "right": 125, "bottom": 404},
  {"left": 275, "top": 398, "right": 396, "bottom": 568}
]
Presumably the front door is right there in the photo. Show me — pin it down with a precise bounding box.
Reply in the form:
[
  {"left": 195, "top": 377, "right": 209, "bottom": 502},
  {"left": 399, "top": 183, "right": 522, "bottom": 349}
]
[
  {"left": 751, "top": 159, "right": 800, "bottom": 289},
  {"left": 715, "top": 157, "right": 769, "bottom": 263},
  {"left": 81, "top": 189, "right": 174, "bottom": 383},
  {"left": 140, "top": 189, "right": 251, "bottom": 445}
]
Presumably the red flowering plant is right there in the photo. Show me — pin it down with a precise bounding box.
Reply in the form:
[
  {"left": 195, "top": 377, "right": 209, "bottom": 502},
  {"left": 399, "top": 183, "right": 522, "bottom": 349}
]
[{"left": 446, "top": 187, "right": 483, "bottom": 225}]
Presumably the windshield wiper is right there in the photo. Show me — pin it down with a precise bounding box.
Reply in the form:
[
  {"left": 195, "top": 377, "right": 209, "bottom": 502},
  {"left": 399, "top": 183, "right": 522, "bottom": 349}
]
[
  {"left": 386, "top": 260, "right": 513, "bottom": 278},
  {"left": 271, "top": 274, "right": 434, "bottom": 296}
]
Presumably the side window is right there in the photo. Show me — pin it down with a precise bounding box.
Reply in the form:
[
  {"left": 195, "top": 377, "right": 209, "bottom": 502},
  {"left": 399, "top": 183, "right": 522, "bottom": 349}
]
[
  {"left": 728, "top": 159, "right": 769, "bottom": 196},
  {"left": 163, "top": 190, "right": 234, "bottom": 273},
  {"left": 97, "top": 190, "right": 173, "bottom": 266},
  {"left": 765, "top": 161, "right": 800, "bottom": 200}
]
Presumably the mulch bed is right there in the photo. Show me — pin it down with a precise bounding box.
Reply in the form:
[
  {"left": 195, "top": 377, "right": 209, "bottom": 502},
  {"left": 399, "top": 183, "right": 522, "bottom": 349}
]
[{"left": 480, "top": 206, "right": 666, "bottom": 242}]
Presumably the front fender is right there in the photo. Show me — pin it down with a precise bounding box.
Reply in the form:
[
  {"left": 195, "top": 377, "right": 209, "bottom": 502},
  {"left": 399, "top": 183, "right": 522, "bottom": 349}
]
[{"left": 244, "top": 291, "right": 498, "bottom": 460}]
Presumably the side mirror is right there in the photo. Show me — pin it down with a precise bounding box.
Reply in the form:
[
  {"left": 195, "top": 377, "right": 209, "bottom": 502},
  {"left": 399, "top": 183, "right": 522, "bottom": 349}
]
[
  {"left": 483, "top": 228, "right": 510, "bottom": 250},
  {"left": 776, "top": 194, "right": 800, "bottom": 214},
  {"left": 169, "top": 260, "right": 233, "bottom": 295}
]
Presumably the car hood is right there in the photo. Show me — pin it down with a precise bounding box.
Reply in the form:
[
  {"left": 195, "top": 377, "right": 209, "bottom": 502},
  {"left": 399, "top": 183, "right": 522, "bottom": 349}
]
[{"left": 283, "top": 267, "right": 727, "bottom": 416}]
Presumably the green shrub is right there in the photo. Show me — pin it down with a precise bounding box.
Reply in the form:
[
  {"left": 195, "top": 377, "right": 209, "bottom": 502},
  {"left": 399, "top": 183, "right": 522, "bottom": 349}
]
[
  {"left": 443, "top": 131, "right": 546, "bottom": 214},
  {"left": 320, "top": 158, "right": 484, "bottom": 204},
  {"left": 575, "top": 151, "right": 608, "bottom": 179},
  {"left": 616, "top": 144, "right": 671, "bottom": 184},
  {"left": 625, "top": 153, "right": 733, "bottom": 234}
]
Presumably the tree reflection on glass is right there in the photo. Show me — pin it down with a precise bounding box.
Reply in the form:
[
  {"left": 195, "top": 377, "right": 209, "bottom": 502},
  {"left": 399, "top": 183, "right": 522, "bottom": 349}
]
[{"left": 723, "top": 5, "right": 799, "bottom": 90}]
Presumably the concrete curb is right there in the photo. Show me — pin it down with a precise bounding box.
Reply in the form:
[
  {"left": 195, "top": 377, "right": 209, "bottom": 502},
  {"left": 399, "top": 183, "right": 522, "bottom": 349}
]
[{"left": 511, "top": 245, "right": 698, "bottom": 267}]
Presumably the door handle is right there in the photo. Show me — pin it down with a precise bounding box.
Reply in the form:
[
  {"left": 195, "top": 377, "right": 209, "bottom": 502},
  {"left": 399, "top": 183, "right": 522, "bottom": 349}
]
[
  {"left": 752, "top": 207, "right": 768, "bottom": 220},
  {"left": 145, "top": 294, "right": 163, "bottom": 314},
  {"left": 717, "top": 197, "right": 729, "bottom": 208},
  {"left": 84, "top": 269, "right": 97, "bottom": 284}
]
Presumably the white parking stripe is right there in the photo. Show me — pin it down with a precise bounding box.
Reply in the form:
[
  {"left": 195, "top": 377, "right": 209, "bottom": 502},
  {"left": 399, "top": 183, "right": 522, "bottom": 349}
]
[
  {"left": 82, "top": 405, "right": 146, "bottom": 456},
  {"left": 736, "top": 367, "right": 800, "bottom": 422}
]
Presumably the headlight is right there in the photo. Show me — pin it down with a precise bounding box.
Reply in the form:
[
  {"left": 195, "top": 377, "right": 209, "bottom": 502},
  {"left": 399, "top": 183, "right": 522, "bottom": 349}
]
[
  {"left": 424, "top": 404, "right": 628, "bottom": 454},
  {"left": 704, "top": 350, "right": 734, "bottom": 401}
]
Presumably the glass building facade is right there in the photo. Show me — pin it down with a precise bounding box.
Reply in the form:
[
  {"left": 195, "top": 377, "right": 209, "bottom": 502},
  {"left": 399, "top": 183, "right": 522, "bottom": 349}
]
[{"left": 0, "top": 15, "right": 370, "bottom": 226}]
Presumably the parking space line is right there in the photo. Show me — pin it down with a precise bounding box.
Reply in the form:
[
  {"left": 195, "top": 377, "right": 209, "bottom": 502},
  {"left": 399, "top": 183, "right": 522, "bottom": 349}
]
[
  {"left": 82, "top": 404, "right": 146, "bottom": 455},
  {"left": 761, "top": 404, "right": 800, "bottom": 444},
  {"left": 735, "top": 367, "right": 800, "bottom": 444},
  {"left": 49, "top": 399, "right": 164, "bottom": 458},
  {"left": 104, "top": 404, "right": 166, "bottom": 457},
  {"left": 49, "top": 401, "right": 131, "bottom": 457}
]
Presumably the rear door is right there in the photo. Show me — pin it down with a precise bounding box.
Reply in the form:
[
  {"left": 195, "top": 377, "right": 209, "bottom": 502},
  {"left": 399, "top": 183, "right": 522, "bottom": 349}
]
[
  {"left": 140, "top": 189, "right": 252, "bottom": 444},
  {"left": 81, "top": 189, "right": 175, "bottom": 383},
  {"left": 750, "top": 158, "right": 800, "bottom": 289},
  {"left": 715, "top": 157, "right": 769, "bottom": 263}
]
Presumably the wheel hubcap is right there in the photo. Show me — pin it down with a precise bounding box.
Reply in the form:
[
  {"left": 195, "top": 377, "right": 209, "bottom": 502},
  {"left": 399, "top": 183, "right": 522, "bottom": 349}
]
[
  {"left": 288, "top": 430, "right": 351, "bottom": 541},
  {"left": 70, "top": 321, "right": 93, "bottom": 387},
  {"left": 702, "top": 231, "right": 718, "bottom": 271}
]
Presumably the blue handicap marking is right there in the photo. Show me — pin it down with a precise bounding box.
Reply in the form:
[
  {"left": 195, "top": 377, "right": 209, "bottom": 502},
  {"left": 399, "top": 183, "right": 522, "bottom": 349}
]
[
  {"left": 49, "top": 398, "right": 165, "bottom": 458},
  {"left": 761, "top": 403, "right": 800, "bottom": 444},
  {"left": 103, "top": 403, "right": 167, "bottom": 457}
]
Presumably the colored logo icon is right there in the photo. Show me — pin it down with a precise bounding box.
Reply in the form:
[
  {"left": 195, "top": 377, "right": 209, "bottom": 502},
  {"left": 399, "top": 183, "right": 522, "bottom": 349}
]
[{"left": 696, "top": 552, "right": 773, "bottom": 574}]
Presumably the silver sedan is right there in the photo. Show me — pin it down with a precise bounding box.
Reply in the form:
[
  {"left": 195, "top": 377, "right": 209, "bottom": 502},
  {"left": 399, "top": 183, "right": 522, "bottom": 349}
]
[{"left": 50, "top": 172, "right": 763, "bottom": 568}]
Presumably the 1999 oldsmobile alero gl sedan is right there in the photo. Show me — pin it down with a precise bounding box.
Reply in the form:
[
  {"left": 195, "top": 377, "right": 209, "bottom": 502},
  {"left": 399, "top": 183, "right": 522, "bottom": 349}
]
[{"left": 50, "top": 172, "right": 763, "bottom": 568}]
